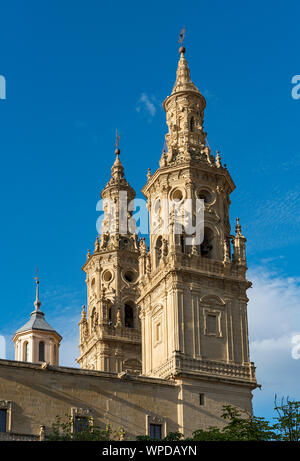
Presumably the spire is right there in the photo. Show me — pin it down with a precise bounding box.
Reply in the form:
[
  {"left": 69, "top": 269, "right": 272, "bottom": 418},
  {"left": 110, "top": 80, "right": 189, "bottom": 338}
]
[
  {"left": 216, "top": 151, "right": 222, "bottom": 168},
  {"left": 96, "top": 133, "right": 136, "bottom": 251},
  {"left": 233, "top": 218, "right": 247, "bottom": 266},
  {"left": 162, "top": 37, "right": 207, "bottom": 166},
  {"left": 235, "top": 217, "right": 243, "bottom": 237},
  {"left": 171, "top": 46, "right": 200, "bottom": 95},
  {"left": 111, "top": 149, "right": 124, "bottom": 180},
  {"left": 110, "top": 129, "right": 124, "bottom": 181},
  {"left": 34, "top": 269, "right": 42, "bottom": 312},
  {"left": 101, "top": 132, "right": 135, "bottom": 201},
  {"left": 13, "top": 269, "right": 62, "bottom": 365},
  {"left": 14, "top": 270, "right": 62, "bottom": 339}
]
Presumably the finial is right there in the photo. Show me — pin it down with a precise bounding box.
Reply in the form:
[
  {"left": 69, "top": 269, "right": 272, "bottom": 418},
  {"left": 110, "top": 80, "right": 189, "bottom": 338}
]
[
  {"left": 87, "top": 249, "right": 91, "bottom": 259},
  {"left": 178, "top": 27, "right": 186, "bottom": 54},
  {"left": 235, "top": 217, "right": 242, "bottom": 235},
  {"left": 34, "top": 267, "right": 42, "bottom": 311},
  {"left": 147, "top": 168, "right": 151, "bottom": 180},
  {"left": 94, "top": 235, "right": 100, "bottom": 252},
  {"left": 216, "top": 150, "right": 222, "bottom": 168},
  {"left": 81, "top": 305, "right": 86, "bottom": 320},
  {"left": 115, "top": 129, "right": 120, "bottom": 156}
]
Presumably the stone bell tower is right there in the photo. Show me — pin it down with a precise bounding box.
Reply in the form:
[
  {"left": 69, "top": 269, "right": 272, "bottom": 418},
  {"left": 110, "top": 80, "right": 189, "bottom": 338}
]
[
  {"left": 138, "top": 44, "right": 257, "bottom": 397},
  {"left": 77, "top": 143, "right": 142, "bottom": 374}
]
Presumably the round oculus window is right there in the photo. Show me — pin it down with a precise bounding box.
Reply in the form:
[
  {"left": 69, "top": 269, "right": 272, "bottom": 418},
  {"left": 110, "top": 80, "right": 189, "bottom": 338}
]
[{"left": 103, "top": 270, "right": 113, "bottom": 282}]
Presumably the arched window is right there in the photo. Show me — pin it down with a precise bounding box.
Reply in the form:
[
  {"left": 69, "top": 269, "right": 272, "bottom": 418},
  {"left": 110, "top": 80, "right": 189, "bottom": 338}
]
[
  {"left": 180, "top": 234, "right": 185, "bottom": 253},
  {"left": 189, "top": 116, "right": 194, "bottom": 132},
  {"left": 23, "top": 341, "right": 29, "bottom": 362},
  {"left": 124, "top": 303, "right": 134, "bottom": 328},
  {"left": 200, "top": 228, "right": 214, "bottom": 259},
  {"left": 39, "top": 341, "right": 45, "bottom": 362},
  {"left": 107, "top": 301, "right": 112, "bottom": 322},
  {"left": 155, "top": 236, "right": 162, "bottom": 268}
]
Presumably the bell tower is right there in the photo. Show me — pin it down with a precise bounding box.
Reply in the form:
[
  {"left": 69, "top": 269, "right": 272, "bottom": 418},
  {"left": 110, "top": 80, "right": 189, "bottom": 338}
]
[
  {"left": 138, "top": 45, "right": 256, "bottom": 396},
  {"left": 77, "top": 143, "right": 142, "bottom": 374}
]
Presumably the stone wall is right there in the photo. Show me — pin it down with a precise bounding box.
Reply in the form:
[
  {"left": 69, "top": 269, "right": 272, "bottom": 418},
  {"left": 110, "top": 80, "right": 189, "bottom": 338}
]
[
  {"left": 0, "top": 432, "right": 39, "bottom": 441},
  {"left": 0, "top": 359, "right": 254, "bottom": 440}
]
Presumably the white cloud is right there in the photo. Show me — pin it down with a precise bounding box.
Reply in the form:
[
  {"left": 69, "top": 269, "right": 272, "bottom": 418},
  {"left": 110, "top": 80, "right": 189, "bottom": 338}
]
[
  {"left": 248, "top": 266, "right": 300, "bottom": 418},
  {"left": 136, "top": 93, "right": 157, "bottom": 118}
]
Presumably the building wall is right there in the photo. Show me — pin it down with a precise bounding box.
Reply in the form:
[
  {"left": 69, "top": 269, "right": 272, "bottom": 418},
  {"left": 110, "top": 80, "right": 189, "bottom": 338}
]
[{"left": 0, "top": 359, "right": 254, "bottom": 439}]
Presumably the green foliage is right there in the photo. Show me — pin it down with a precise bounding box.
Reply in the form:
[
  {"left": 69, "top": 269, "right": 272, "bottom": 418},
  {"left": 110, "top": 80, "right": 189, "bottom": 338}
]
[
  {"left": 136, "top": 431, "right": 183, "bottom": 441},
  {"left": 273, "top": 396, "right": 300, "bottom": 441},
  {"left": 164, "top": 431, "right": 184, "bottom": 441},
  {"left": 193, "top": 405, "right": 276, "bottom": 441},
  {"left": 136, "top": 435, "right": 152, "bottom": 441},
  {"left": 48, "top": 398, "right": 300, "bottom": 442},
  {"left": 47, "top": 415, "right": 123, "bottom": 441}
]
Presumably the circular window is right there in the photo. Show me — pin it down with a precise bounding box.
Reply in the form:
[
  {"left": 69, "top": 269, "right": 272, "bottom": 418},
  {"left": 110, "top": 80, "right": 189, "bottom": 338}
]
[
  {"left": 103, "top": 270, "right": 113, "bottom": 282},
  {"left": 124, "top": 270, "right": 136, "bottom": 283},
  {"left": 171, "top": 189, "right": 184, "bottom": 202},
  {"left": 198, "top": 189, "right": 213, "bottom": 204}
]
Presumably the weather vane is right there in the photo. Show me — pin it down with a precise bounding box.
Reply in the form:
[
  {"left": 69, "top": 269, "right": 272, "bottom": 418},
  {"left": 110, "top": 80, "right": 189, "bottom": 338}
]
[
  {"left": 178, "top": 28, "right": 186, "bottom": 46},
  {"left": 115, "top": 129, "right": 120, "bottom": 149},
  {"left": 34, "top": 267, "right": 39, "bottom": 285}
]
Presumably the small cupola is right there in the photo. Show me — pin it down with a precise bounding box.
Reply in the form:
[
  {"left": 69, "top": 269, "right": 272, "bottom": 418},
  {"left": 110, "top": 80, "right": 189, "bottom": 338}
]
[{"left": 13, "top": 274, "right": 62, "bottom": 366}]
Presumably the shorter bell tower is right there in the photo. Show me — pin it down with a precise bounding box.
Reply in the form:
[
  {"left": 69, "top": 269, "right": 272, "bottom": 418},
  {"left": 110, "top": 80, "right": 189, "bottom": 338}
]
[{"left": 77, "top": 143, "right": 142, "bottom": 374}]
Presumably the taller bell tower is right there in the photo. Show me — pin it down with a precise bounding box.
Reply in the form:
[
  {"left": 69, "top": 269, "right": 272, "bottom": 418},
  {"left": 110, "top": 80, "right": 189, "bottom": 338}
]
[{"left": 138, "top": 45, "right": 256, "bottom": 395}]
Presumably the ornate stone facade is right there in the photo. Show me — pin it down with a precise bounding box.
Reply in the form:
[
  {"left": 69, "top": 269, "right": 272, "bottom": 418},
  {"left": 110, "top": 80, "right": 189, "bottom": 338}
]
[
  {"left": 77, "top": 148, "right": 142, "bottom": 374},
  {"left": 0, "top": 44, "right": 258, "bottom": 440},
  {"left": 138, "top": 47, "right": 254, "bottom": 390},
  {"left": 78, "top": 45, "right": 256, "bottom": 397}
]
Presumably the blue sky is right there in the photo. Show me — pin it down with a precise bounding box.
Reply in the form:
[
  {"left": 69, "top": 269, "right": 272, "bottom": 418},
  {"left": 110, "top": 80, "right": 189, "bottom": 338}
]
[{"left": 0, "top": 0, "right": 300, "bottom": 423}]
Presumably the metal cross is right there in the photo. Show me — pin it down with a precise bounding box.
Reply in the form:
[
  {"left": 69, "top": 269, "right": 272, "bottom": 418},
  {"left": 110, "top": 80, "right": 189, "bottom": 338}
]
[{"left": 34, "top": 267, "right": 39, "bottom": 285}]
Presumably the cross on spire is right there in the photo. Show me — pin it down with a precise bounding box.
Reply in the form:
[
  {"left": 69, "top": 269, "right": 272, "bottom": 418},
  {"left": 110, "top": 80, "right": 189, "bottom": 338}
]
[{"left": 34, "top": 266, "right": 39, "bottom": 280}]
